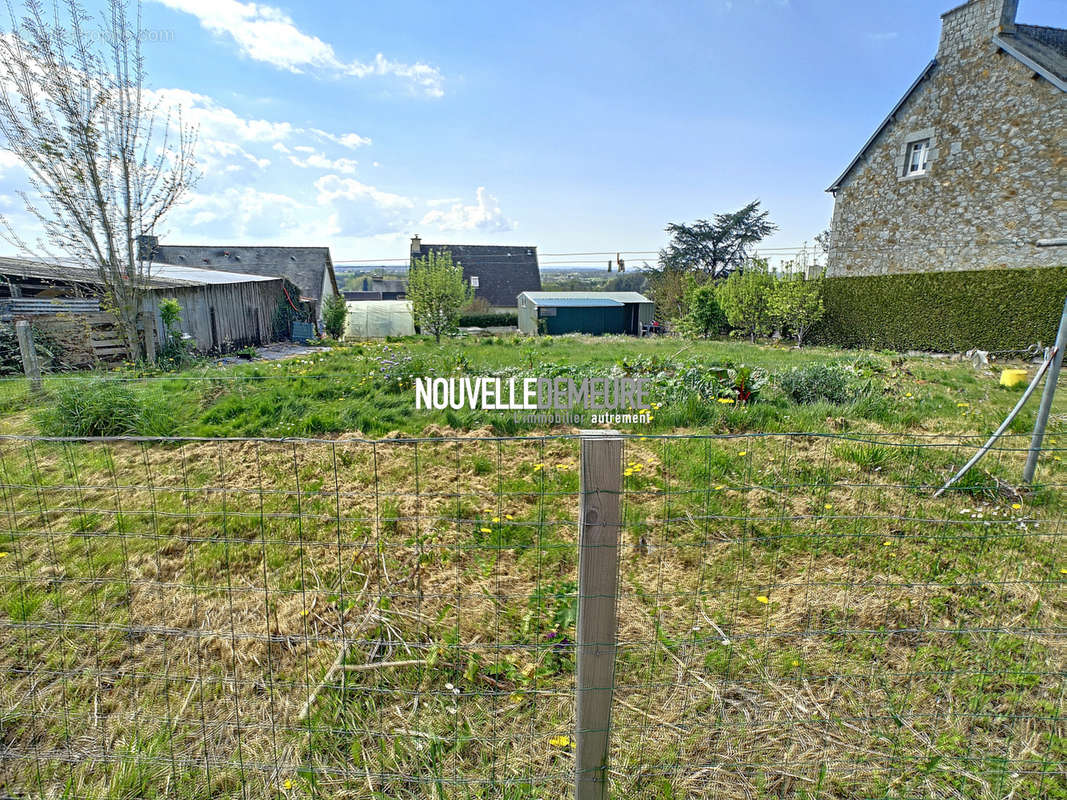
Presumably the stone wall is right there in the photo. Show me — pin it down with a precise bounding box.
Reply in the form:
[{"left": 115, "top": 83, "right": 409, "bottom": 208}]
[{"left": 826, "top": 0, "right": 1065, "bottom": 277}]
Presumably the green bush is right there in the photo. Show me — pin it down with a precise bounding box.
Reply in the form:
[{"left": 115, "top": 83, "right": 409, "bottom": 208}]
[
  {"left": 457, "top": 313, "right": 518, "bottom": 328},
  {"left": 35, "top": 379, "right": 173, "bottom": 437},
  {"left": 811, "top": 265, "right": 1067, "bottom": 351},
  {"left": 777, "top": 364, "right": 856, "bottom": 405},
  {"left": 322, "top": 292, "right": 348, "bottom": 339}
]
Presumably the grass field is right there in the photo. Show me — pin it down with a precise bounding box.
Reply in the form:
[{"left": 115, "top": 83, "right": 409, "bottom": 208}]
[{"left": 0, "top": 334, "right": 1063, "bottom": 799}]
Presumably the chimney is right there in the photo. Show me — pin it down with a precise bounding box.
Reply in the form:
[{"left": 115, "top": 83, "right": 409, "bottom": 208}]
[
  {"left": 136, "top": 234, "right": 159, "bottom": 262},
  {"left": 410, "top": 234, "right": 421, "bottom": 256},
  {"left": 939, "top": 0, "right": 1018, "bottom": 57}
]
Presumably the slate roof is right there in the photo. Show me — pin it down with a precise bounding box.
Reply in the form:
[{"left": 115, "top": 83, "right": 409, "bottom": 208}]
[
  {"left": 413, "top": 243, "right": 541, "bottom": 308},
  {"left": 996, "top": 24, "right": 1067, "bottom": 86},
  {"left": 520, "top": 291, "right": 653, "bottom": 306},
  {"left": 150, "top": 244, "right": 338, "bottom": 302}
]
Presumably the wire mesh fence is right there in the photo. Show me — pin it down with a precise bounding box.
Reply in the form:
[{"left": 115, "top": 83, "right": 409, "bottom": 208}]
[{"left": 0, "top": 431, "right": 1062, "bottom": 799}]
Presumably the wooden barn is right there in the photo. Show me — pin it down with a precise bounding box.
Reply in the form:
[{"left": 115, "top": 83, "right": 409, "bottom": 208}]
[{"left": 0, "top": 257, "right": 297, "bottom": 358}]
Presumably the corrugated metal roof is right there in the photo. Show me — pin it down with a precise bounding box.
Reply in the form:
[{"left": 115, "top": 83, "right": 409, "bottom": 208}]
[
  {"left": 148, "top": 263, "right": 279, "bottom": 285},
  {"left": 519, "top": 291, "right": 652, "bottom": 306}
]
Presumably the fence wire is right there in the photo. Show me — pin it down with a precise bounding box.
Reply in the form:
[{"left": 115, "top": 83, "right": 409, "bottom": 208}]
[{"left": 0, "top": 432, "right": 1062, "bottom": 799}]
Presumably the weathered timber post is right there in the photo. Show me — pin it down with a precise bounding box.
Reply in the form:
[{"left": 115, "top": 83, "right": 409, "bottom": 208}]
[
  {"left": 575, "top": 430, "right": 623, "bottom": 800},
  {"left": 15, "top": 320, "right": 42, "bottom": 394}
]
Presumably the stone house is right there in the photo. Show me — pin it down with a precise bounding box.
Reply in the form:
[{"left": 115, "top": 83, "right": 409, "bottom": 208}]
[
  {"left": 825, "top": 0, "right": 1065, "bottom": 277},
  {"left": 410, "top": 235, "right": 542, "bottom": 312}
]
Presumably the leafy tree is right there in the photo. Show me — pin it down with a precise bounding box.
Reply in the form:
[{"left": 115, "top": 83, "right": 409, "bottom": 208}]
[
  {"left": 680, "top": 282, "right": 727, "bottom": 338},
  {"left": 658, "top": 200, "right": 778, "bottom": 280},
  {"left": 645, "top": 263, "right": 690, "bottom": 321},
  {"left": 0, "top": 0, "right": 199, "bottom": 360},
  {"left": 408, "top": 250, "right": 472, "bottom": 343},
  {"left": 716, "top": 259, "right": 775, "bottom": 342},
  {"left": 322, "top": 292, "right": 348, "bottom": 339},
  {"left": 768, "top": 272, "right": 825, "bottom": 347}
]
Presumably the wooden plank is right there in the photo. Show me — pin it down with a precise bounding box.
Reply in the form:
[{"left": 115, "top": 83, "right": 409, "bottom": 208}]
[
  {"left": 575, "top": 430, "right": 623, "bottom": 800},
  {"left": 15, "top": 320, "right": 42, "bottom": 394}
]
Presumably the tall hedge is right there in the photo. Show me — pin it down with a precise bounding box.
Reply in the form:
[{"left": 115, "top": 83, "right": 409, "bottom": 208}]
[{"left": 810, "top": 265, "right": 1067, "bottom": 352}]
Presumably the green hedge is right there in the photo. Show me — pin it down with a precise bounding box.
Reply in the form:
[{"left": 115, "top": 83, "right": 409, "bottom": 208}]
[
  {"left": 810, "top": 265, "right": 1067, "bottom": 352},
  {"left": 458, "top": 313, "right": 518, "bottom": 328}
]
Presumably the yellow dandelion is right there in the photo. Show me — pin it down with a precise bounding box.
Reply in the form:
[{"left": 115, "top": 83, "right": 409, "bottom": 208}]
[
  {"left": 639, "top": 436, "right": 648, "bottom": 441},
  {"left": 0, "top": 552, "right": 8, "bottom": 558},
  {"left": 714, "top": 484, "right": 725, "bottom": 490},
  {"left": 480, "top": 527, "right": 492, "bottom": 534},
  {"left": 1060, "top": 568, "right": 1066, "bottom": 575},
  {"left": 506, "top": 514, "right": 514, "bottom": 520},
  {"left": 624, "top": 470, "right": 633, "bottom": 477},
  {"left": 883, "top": 540, "right": 892, "bottom": 546},
  {"left": 738, "top": 451, "right": 747, "bottom": 457},
  {"left": 792, "top": 660, "right": 800, "bottom": 667},
  {"left": 533, "top": 464, "right": 543, "bottom": 472},
  {"left": 756, "top": 595, "right": 770, "bottom": 605},
  {"left": 717, "top": 397, "right": 735, "bottom": 404},
  {"left": 284, "top": 778, "right": 293, "bottom": 789},
  {"left": 957, "top": 402, "right": 969, "bottom": 407},
  {"left": 824, "top": 504, "right": 833, "bottom": 510},
  {"left": 492, "top": 517, "right": 500, "bottom": 523},
  {"left": 300, "top": 609, "right": 310, "bottom": 617},
  {"left": 905, "top": 392, "right": 913, "bottom": 398},
  {"left": 549, "top": 735, "right": 574, "bottom": 748},
  {"left": 1011, "top": 503, "right": 1021, "bottom": 510},
  {"left": 647, "top": 415, "right": 654, "bottom": 421}
]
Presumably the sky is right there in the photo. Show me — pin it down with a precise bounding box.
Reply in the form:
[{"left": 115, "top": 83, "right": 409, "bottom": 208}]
[{"left": 0, "top": 0, "right": 1062, "bottom": 267}]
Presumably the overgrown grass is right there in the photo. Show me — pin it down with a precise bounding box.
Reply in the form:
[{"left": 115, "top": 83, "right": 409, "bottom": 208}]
[{"left": 0, "top": 334, "right": 1059, "bottom": 441}]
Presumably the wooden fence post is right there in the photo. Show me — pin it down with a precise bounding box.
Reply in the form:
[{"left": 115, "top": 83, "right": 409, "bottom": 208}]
[
  {"left": 575, "top": 430, "right": 623, "bottom": 800},
  {"left": 15, "top": 320, "right": 42, "bottom": 394}
]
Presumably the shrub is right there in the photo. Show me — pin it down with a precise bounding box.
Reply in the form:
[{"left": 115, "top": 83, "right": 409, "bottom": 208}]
[
  {"left": 322, "top": 292, "right": 348, "bottom": 339},
  {"left": 716, "top": 260, "right": 775, "bottom": 341},
  {"left": 777, "top": 363, "right": 857, "bottom": 405},
  {"left": 155, "top": 298, "right": 198, "bottom": 371},
  {"left": 679, "top": 283, "right": 727, "bottom": 337},
  {"left": 811, "top": 265, "right": 1067, "bottom": 351},
  {"left": 36, "top": 379, "right": 172, "bottom": 437},
  {"left": 457, "top": 313, "right": 518, "bottom": 328},
  {"left": 768, "top": 272, "right": 825, "bottom": 346}
]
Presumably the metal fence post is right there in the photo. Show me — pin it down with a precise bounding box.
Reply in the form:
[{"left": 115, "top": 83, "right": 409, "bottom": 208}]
[
  {"left": 1023, "top": 294, "right": 1067, "bottom": 483},
  {"left": 15, "top": 320, "right": 42, "bottom": 394},
  {"left": 575, "top": 429, "right": 623, "bottom": 800}
]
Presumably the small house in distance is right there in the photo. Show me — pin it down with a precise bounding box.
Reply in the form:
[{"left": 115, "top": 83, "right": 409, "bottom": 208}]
[
  {"left": 517, "top": 292, "right": 654, "bottom": 336},
  {"left": 410, "top": 236, "right": 541, "bottom": 312}
]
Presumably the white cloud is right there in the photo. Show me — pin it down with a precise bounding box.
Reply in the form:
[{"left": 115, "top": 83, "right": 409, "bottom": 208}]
[
  {"left": 151, "top": 0, "right": 444, "bottom": 96},
  {"left": 288, "top": 151, "right": 358, "bottom": 174},
  {"left": 420, "top": 187, "right": 515, "bottom": 233},
  {"left": 311, "top": 129, "right": 372, "bottom": 150},
  {"left": 314, "top": 174, "right": 415, "bottom": 237},
  {"left": 167, "top": 186, "right": 312, "bottom": 239}
]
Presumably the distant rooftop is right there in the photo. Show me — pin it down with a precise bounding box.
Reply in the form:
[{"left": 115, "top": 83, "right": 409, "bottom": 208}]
[{"left": 519, "top": 291, "right": 652, "bottom": 306}]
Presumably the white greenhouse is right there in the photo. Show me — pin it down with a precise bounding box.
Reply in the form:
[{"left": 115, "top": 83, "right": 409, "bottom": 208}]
[{"left": 344, "top": 300, "right": 415, "bottom": 339}]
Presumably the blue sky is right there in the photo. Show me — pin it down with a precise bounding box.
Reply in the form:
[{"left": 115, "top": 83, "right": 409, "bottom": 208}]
[{"left": 0, "top": 0, "right": 1063, "bottom": 265}]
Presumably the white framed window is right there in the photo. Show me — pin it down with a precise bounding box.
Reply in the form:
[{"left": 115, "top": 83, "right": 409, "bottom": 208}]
[
  {"left": 904, "top": 138, "right": 930, "bottom": 176},
  {"left": 469, "top": 276, "right": 479, "bottom": 288}
]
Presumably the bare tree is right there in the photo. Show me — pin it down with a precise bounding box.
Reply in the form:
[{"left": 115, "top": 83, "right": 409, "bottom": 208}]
[{"left": 0, "top": 0, "right": 197, "bottom": 358}]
